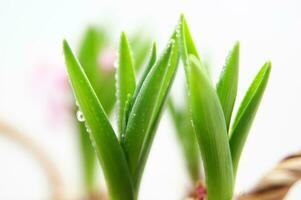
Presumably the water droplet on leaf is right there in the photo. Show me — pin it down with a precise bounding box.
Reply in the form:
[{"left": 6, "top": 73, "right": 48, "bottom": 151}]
[{"left": 76, "top": 110, "right": 85, "bottom": 122}]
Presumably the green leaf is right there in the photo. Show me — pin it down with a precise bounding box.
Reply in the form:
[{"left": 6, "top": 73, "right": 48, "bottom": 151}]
[
  {"left": 117, "top": 32, "right": 136, "bottom": 135},
  {"left": 168, "top": 99, "right": 200, "bottom": 182},
  {"left": 77, "top": 27, "right": 114, "bottom": 193},
  {"left": 178, "top": 15, "right": 200, "bottom": 62},
  {"left": 229, "top": 62, "right": 271, "bottom": 174},
  {"left": 63, "top": 40, "right": 134, "bottom": 200},
  {"left": 135, "top": 43, "right": 157, "bottom": 95},
  {"left": 179, "top": 15, "right": 210, "bottom": 77},
  {"left": 216, "top": 42, "right": 240, "bottom": 131},
  {"left": 77, "top": 27, "right": 105, "bottom": 192},
  {"left": 98, "top": 75, "right": 116, "bottom": 114},
  {"left": 125, "top": 43, "right": 157, "bottom": 124},
  {"left": 78, "top": 121, "right": 96, "bottom": 192},
  {"left": 122, "top": 39, "right": 179, "bottom": 193},
  {"left": 186, "top": 55, "right": 234, "bottom": 200}
]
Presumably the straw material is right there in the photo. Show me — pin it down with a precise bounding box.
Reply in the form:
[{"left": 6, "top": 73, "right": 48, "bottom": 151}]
[
  {"left": 238, "top": 151, "right": 301, "bottom": 200},
  {"left": 0, "top": 120, "right": 64, "bottom": 200}
]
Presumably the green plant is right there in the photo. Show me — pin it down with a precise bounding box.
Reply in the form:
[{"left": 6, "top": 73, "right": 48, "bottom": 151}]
[
  {"left": 63, "top": 29, "right": 179, "bottom": 200},
  {"left": 179, "top": 15, "right": 271, "bottom": 200},
  {"left": 63, "top": 14, "right": 271, "bottom": 200},
  {"left": 75, "top": 26, "right": 150, "bottom": 198}
]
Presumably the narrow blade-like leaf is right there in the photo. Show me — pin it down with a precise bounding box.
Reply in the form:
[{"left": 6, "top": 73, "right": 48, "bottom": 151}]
[
  {"left": 230, "top": 62, "right": 271, "bottom": 174},
  {"left": 216, "top": 42, "right": 240, "bottom": 130},
  {"left": 133, "top": 39, "right": 179, "bottom": 189},
  {"left": 178, "top": 15, "right": 200, "bottom": 62},
  {"left": 117, "top": 32, "right": 136, "bottom": 135},
  {"left": 179, "top": 15, "right": 210, "bottom": 77},
  {"left": 125, "top": 43, "right": 157, "bottom": 124},
  {"left": 63, "top": 40, "right": 134, "bottom": 200},
  {"left": 186, "top": 55, "right": 234, "bottom": 200},
  {"left": 122, "top": 39, "right": 179, "bottom": 192},
  {"left": 179, "top": 17, "right": 234, "bottom": 199},
  {"left": 78, "top": 121, "right": 96, "bottom": 191},
  {"left": 134, "top": 42, "right": 157, "bottom": 95},
  {"left": 77, "top": 27, "right": 104, "bottom": 191}
]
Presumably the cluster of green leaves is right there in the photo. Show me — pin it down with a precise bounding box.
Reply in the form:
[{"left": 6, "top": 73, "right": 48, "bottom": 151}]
[
  {"left": 64, "top": 28, "right": 179, "bottom": 200},
  {"left": 75, "top": 27, "right": 150, "bottom": 196},
  {"left": 64, "top": 15, "right": 271, "bottom": 200},
  {"left": 179, "top": 15, "right": 271, "bottom": 200}
]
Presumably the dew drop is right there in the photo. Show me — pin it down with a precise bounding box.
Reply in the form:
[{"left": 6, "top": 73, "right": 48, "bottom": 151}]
[
  {"left": 114, "top": 60, "right": 119, "bottom": 69},
  {"left": 121, "top": 133, "right": 125, "bottom": 141},
  {"left": 169, "top": 39, "right": 175, "bottom": 46},
  {"left": 83, "top": 122, "right": 91, "bottom": 133},
  {"left": 76, "top": 110, "right": 85, "bottom": 122},
  {"left": 175, "top": 26, "right": 181, "bottom": 38}
]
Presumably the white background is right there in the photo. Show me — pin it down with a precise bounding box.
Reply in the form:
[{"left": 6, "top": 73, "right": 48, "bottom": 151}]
[{"left": 0, "top": 0, "right": 301, "bottom": 199}]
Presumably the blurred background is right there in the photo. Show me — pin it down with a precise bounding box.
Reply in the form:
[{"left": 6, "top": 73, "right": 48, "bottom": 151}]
[{"left": 1, "top": 0, "right": 301, "bottom": 199}]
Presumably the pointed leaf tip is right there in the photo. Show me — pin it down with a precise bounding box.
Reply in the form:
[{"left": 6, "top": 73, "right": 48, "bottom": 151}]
[
  {"left": 216, "top": 42, "right": 240, "bottom": 131},
  {"left": 63, "top": 39, "right": 71, "bottom": 55},
  {"left": 230, "top": 61, "right": 271, "bottom": 174},
  {"left": 124, "top": 41, "right": 158, "bottom": 127},
  {"left": 117, "top": 31, "right": 136, "bottom": 136},
  {"left": 123, "top": 39, "right": 178, "bottom": 192},
  {"left": 180, "top": 13, "right": 185, "bottom": 19},
  {"left": 187, "top": 55, "right": 234, "bottom": 200},
  {"left": 178, "top": 15, "right": 201, "bottom": 75},
  {"left": 265, "top": 60, "right": 272, "bottom": 69},
  {"left": 63, "top": 40, "right": 134, "bottom": 200},
  {"left": 120, "top": 31, "right": 127, "bottom": 42},
  {"left": 234, "top": 41, "right": 240, "bottom": 50}
]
